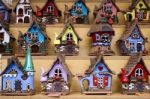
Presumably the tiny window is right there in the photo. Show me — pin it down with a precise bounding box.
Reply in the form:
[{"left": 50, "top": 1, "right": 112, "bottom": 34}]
[
  {"left": 33, "top": 26, "right": 37, "bottom": 30},
  {"left": 66, "top": 33, "right": 73, "bottom": 41},
  {"left": 54, "top": 68, "right": 62, "bottom": 78},
  {"left": 0, "top": 33, "right": 4, "bottom": 39},
  {"left": 47, "top": 6, "right": 54, "bottom": 12},
  {"left": 96, "top": 34, "right": 101, "bottom": 41},
  {"left": 135, "top": 68, "right": 143, "bottom": 77}
]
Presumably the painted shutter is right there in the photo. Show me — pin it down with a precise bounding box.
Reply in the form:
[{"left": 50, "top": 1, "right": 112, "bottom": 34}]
[
  {"left": 93, "top": 75, "right": 98, "bottom": 86},
  {"left": 104, "top": 76, "right": 108, "bottom": 86}
]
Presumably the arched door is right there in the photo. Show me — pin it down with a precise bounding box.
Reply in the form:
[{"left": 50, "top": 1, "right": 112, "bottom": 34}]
[
  {"left": 18, "top": 18, "right": 23, "bottom": 23},
  {"left": 0, "top": 44, "right": 5, "bottom": 53},
  {"left": 127, "top": 14, "right": 132, "bottom": 22},
  {"left": 31, "top": 45, "right": 39, "bottom": 53},
  {"left": 15, "top": 80, "right": 22, "bottom": 91},
  {"left": 82, "top": 79, "right": 89, "bottom": 91},
  {"left": 18, "top": 8, "right": 23, "bottom": 15}
]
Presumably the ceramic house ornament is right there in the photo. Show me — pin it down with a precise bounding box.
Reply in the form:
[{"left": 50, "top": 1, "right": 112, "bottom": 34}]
[
  {"left": 0, "top": 0, "right": 12, "bottom": 23},
  {"left": 119, "top": 54, "right": 150, "bottom": 94},
  {"left": 0, "top": 22, "right": 15, "bottom": 55},
  {"left": 123, "top": 0, "right": 150, "bottom": 23},
  {"left": 36, "top": 0, "right": 61, "bottom": 24},
  {"left": 17, "top": 20, "right": 50, "bottom": 56},
  {"left": 0, "top": 47, "right": 35, "bottom": 95},
  {"left": 117, "top": 20, "right": 148, "bottom": 55},
  {"left": 93, "top": 0, "right": 120, "bottom": 24},
  {"left": 14, "top": 0, "right": 34, "bottom": 23},
  {"left": 78, "top": 54, "right": 115, "bottom": 95},
  {"left": 64, "top": 0, "right": 89, "bottom": 24},
  {"left": 54, "top": 21, "right": 82, "bottom": 56},
  {"left": 88, "top": 11, "right": 115, "bottom": 56},
  {"left": 40, "top": 54, "right": 73, "bottom": 96}
]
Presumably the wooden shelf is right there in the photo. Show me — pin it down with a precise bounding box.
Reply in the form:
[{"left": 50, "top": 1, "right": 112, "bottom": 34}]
[{"left": 0, "top": 93, "right": 150, "bottom": 99}]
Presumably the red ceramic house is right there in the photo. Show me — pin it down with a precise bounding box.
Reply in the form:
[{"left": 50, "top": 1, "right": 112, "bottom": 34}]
[
  {"left": 36, "top": 0, "right": 61, "bottom": 24},
  {"left": 119, "top": 54, "right": 150, "bottom": 94}
]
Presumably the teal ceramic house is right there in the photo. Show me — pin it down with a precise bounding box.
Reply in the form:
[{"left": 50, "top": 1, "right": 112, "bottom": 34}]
[
  {"left": 1, "top": 47, "right": 35, "bottom": 95},
  {"left": 64, "top": 0, "right": 89, "bottom": 24},
  {"left": 17, "top": 20, "right": 50, "bottom": 56},
  {"left": 78, "top": 55, "right": 115, "bottom": 94}
]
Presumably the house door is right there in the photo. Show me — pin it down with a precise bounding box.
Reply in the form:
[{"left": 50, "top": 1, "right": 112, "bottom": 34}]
[
  {"left": 0, "top": 44, "right": 5, "bottom": 53},
  {"left": 24, "top": 16, "right": 29, "bottom": 23},
  {"left": 82, "top": 79, "right": 89, "bottom": 91},
  {"left": 54, "top": 82, "right": 63, "bottom": 92},
  {"left": 136, "top": 82, "right": 144, "bottom": 92},
  {"left": 137, "top": 43, "right": 142, "bottom": 52},
  {"left": 15, "top": 80, "right": 22, "bottom": 91},
  {"left": 76, "top": 17, "right": 83, "bottom": 24},
  {"left": 127, "top": 14, "right": 132, "bottom": 22},
  {"left": 31, "top": 45, "right": 39, "bottom": 53},
  {"left": 67, "top": 45, "right": 74, "bottom": 54}
]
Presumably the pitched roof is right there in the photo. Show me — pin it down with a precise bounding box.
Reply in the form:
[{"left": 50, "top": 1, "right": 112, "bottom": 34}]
[
  {"left": 0, "top": 0, "right": 12, "bottom": 11},
  {"left": 0, "top": 22, "right": 15, "bottom": 40},
  {"left": 85, "top": 54, "right": 115, "bottom": 74},
  {"left": 27, "top": 20, "right": 50, "bottom": 40},
  {"left": 57, "top": 22, "right": 82, "bottom": 41},
  {"left": 44, "top": 53, "right": 73, "bottom": 78},
  {"left": 118, "top": 20, "right": 147, "bottom": 41},
  {"left": 95, "top": 0, "right": 120, "bottom": 12},
  {"left": 69, "top": 0, "right": 90, "bottom": 13},
  {"left": 124, "top": 53, "right": 150, "bottom": 76},
  {"left": 23, "top": 47, "right": 35, "bottom": 72},
  {"left": 13, "top": 0, "right": 35, "bottom": 13},
  {"left": 129, "top": 0, "right": 150, "bottom": 10},
  {"left": 40, "top": 0, "right": 61, "bottom": 16},
  {"left": 0, "top": 56, "right": 24, "bottom": 75}
]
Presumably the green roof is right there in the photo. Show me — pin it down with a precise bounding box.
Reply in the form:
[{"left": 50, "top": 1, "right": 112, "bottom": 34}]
[{"left": 23, "top": 47, "right": 34, "bottom": 72}]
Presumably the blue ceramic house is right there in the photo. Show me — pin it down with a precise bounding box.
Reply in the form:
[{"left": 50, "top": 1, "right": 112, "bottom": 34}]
[
  {"left": 118, "top": 20, "right": 148, "bottom": 55},
  {"left": 64, "top": 0, "right": 89, "bottom": 24},
  {"left": 78, "top": 55, "right": 115, "bottom": 94},
  {"left": 18, "top": 20, "right": 50, "bottom": 55},
  {"left": 0, "top": 1, "right": 12, "bottom": 23},
  {"left": 1, "top": 47, "right": 35, "bottom": 95}
]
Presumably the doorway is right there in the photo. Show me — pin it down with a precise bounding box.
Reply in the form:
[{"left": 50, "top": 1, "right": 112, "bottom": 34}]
[
  {"left": 54, "top": 82, "right": 63, "bottom": 92},
  {"left": 0, "top": 44, "right": 5, "bottom": 53},
  {"left": 15, "top": 80, "right": 22, "bottom": 91},
  {"left": 31, "top": 45, "right": 39, "bottom": 53},
  {"left": 127, "top": 13, "right": 132, "bottom": 22},
  {"left": 24, "top": 16, "right": 30, "bottom": 23},
  {"left": 137, "top": 43, "right": 142, "bottom": 52}
]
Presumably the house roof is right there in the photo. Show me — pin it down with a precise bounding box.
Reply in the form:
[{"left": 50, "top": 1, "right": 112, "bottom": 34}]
[
  {"left": 57, "top": 22, "right": 82, "bottom": 41},
  {"left": 129, "top": 0, "right": 150, "bottom": 10},
  {"left": 40, "top": 0, "right": 61, "bottom": 16},
  {"left": 0, "top": 56, "right": 24, "bottom": 75},
  {"left": 23, "top": 47, "right": 35, "bottom": 72},
  {"left": 0, "top": 22, "right": 15, "bottom": 40},
  {"left": 13, "top": 0, "right": 35, "bottom": 13},
  {"left": 44, "top": 53, "right": 73, "bottom": 78},
  {"left": 69, "top": 0, "right": 90, "bottom": 13},
  {"left": 118, "top": 20, "right": 147, "bottom": 41},
  {"left": 95, "top": 0, "right": 120, "bottom": 12},
  {"left": 85, "top": 54, "right": 115, "bottom": 75},
  {"left": 124, "top": 53, "right": 150, "bottom": 76},
  {"left": 0, "top": 0, "right": 12, "bottom": 12},
  {"left": 27, "top": 20, "right": 50, "bottom": 40}
]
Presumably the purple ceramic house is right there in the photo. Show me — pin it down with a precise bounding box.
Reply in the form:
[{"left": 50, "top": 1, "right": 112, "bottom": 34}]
[{"left": 40, "top": 54, "right": 73, "bottom": 96}]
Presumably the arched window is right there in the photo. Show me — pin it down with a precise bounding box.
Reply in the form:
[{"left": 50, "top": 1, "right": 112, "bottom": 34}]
[
  {"left": 18, "top": 8, "right": 23, "bottom": 15},
  {"left": 66, "top": 33, "right": 73, "bottom": 41},
  {"left": 135, "top": 68, "right": 143, "bottom": 77},
  {"left": 55, "top": 68, "right": 62, "bottom": 77},
  {"left": 18, "top": 18, "right": 23, "bottom": 23}
]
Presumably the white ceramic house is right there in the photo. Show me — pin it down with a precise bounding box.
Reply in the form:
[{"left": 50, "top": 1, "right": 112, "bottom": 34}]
[{"left": 14, "top": 0, "right": 34, "bottom": 23}]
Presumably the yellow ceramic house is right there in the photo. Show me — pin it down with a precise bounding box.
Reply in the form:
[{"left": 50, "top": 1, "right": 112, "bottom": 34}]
[
  {"left": 54, "top": 22, "right": 82, "bottom": 56},
  {"left": 124, "top": 0, "right": 150, "bottom": 22}
]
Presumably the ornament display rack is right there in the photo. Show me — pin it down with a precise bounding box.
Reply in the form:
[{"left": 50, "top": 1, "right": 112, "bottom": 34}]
[{"left": 1, "top": 0, "right": 150, "bottom": 99}]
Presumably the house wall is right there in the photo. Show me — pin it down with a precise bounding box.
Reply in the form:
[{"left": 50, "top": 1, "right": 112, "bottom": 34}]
[
  {"left": 61, "top": 25, "right": 78, "bottom": 45},
  {"left": 129, "top": 61, "right": 149, "bottom": 81},
  {"left": 125, "top": 25, "right": 145, "bottom": 53},
  {"left": 16, "top": 0, "right": 32, "bottom": 23},
  {"left": 48, "top": 59, "right": 68, "bottom": 82},
  {"left": 2, "top": 63, "right": 34, "bottom": 91},
  {"left": 101, "top": 2, "right": 118, "bottom": 17},
  {"left": 25, "top": 22, "right": 45, "bottom": 43},
  {"left": 0, "top": 3, "right": 10, "bottom": 21},
  {"left": 0, "top": 24, "right": 10, "bottom": 44},
  {"left": 70, "top": 2, "right": 88, "bottom": 16},
  {"left": 41, "top": 2, "right": 59, "bottom": 16}
]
